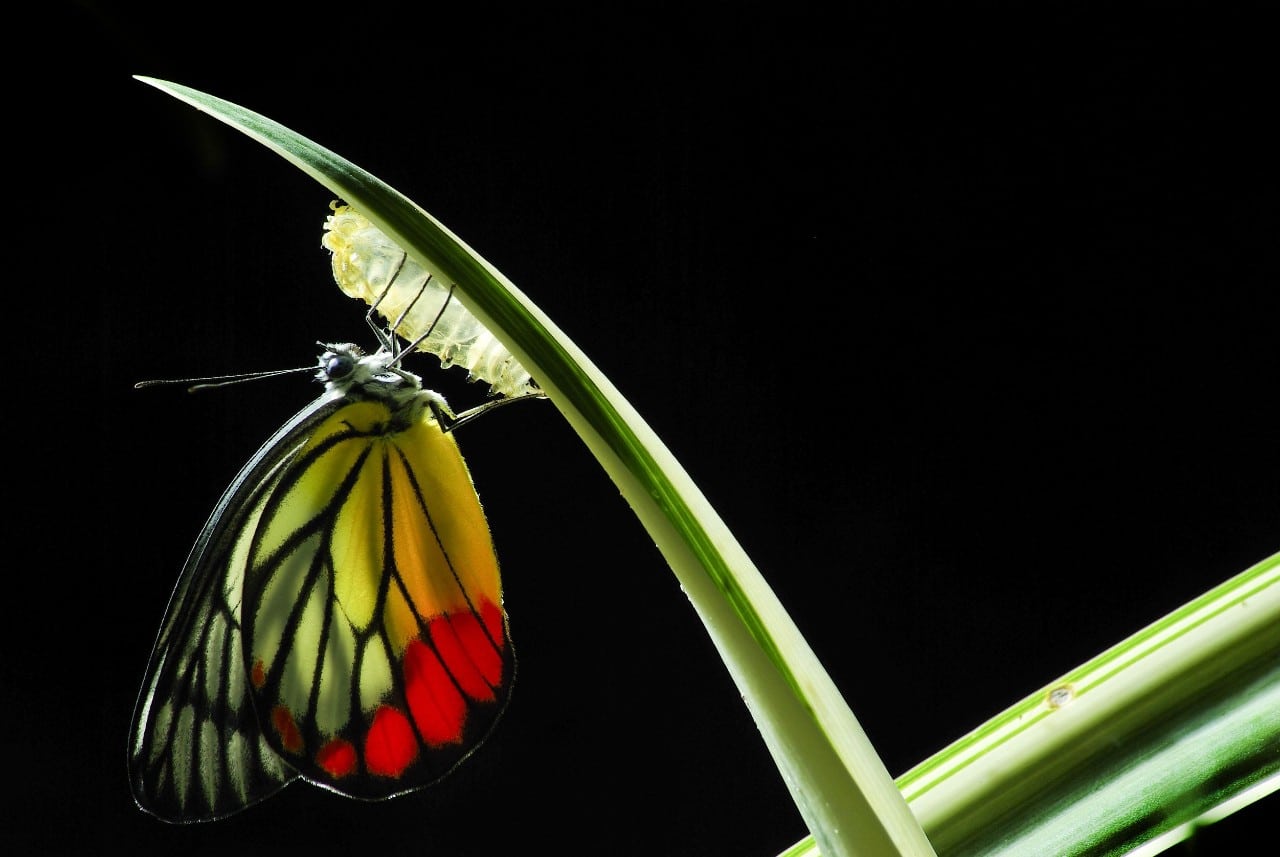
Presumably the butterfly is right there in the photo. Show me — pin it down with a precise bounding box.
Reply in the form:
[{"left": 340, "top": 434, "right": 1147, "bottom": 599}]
[{"left": 129, "top": 281, "right": 531, "bottom": 822}]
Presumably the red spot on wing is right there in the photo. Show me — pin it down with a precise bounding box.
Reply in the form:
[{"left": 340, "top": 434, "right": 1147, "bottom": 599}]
[
  {"left": 403, "top": 638, "right": 467, "bottom": 746},
  {"left": 251, "top": 659, "right": 267, "bottom": 689},
  {"left": 364, "top": 705, "right": 418, "bottom": 777},
  {"left": 430, "top": 606, "right": 504, "bottom": 701},
  {"left": 480, "top": 599, "right": 506, "bottom": 647},
  {"left": 271, "top": 705, "right": 304, "bottom": 754},
  {"left": 316, "top": 738, "right": 357, "bottom": 778}
]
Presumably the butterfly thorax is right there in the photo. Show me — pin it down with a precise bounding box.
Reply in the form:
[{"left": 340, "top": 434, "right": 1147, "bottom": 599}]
[{"left": 316, "top": 342, "right": 451, "bottom": 431}]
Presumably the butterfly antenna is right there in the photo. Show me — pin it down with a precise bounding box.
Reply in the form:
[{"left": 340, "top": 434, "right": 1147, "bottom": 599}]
[{"left": 134, "top": 365, "right": 315, "bottom": 394}]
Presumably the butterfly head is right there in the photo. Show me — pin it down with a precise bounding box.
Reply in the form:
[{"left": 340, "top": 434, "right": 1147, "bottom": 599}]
[
  {"left": 317, "top": 342, "right": 410, "bottom": 388},
  {"left": 316, "top": 342, "right": 452, "bottom": 429}
]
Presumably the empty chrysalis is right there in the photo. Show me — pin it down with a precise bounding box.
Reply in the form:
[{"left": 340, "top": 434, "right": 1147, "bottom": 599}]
[{"left": 322, "top": 203, "right": 539, "bottom": 399}]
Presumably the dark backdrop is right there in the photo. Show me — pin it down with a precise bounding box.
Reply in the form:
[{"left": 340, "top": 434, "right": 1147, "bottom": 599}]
[{"left": 21, "top": 3, "right": 1277, "bottom": 854}]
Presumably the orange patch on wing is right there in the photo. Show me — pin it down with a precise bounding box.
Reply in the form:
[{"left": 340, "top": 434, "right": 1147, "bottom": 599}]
[{"left": 251, "top": 659, "right": 267, "bottom": 689}]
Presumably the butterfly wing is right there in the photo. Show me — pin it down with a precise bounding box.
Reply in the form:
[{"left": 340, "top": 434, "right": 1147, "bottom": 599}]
[
  {"left": 132, "top": 359, "right": 513, "bottom": 822},
  {"left": 129, "top": 399, "right": 341, "bottom": 822},
  {"left": 241, "top": 398, "right": 512, "bottom": 797}
]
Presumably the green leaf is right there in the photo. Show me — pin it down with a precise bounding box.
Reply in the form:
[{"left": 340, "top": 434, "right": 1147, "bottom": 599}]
[{"left": 786, "top": 549, "right": 1280, "bottom": 856}]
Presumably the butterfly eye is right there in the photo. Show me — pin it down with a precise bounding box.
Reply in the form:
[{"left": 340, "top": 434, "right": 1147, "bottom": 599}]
[{"left": 325, "top": 352, "right": 355, "bottom": 379}]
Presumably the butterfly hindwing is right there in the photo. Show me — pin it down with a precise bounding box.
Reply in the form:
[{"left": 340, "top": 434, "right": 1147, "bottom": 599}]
[{"left": 128, "top": 418, "right": 318, "bottom": 821}]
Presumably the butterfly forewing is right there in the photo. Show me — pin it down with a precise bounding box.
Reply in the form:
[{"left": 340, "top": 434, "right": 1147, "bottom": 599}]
[{"left": 241, "top": 399, "right": 512, "bottom": 798}]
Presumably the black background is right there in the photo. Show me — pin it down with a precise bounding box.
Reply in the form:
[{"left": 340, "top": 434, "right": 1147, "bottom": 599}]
[{"left": 19, "top": 2, "right": 1277, "bottom": 854}]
